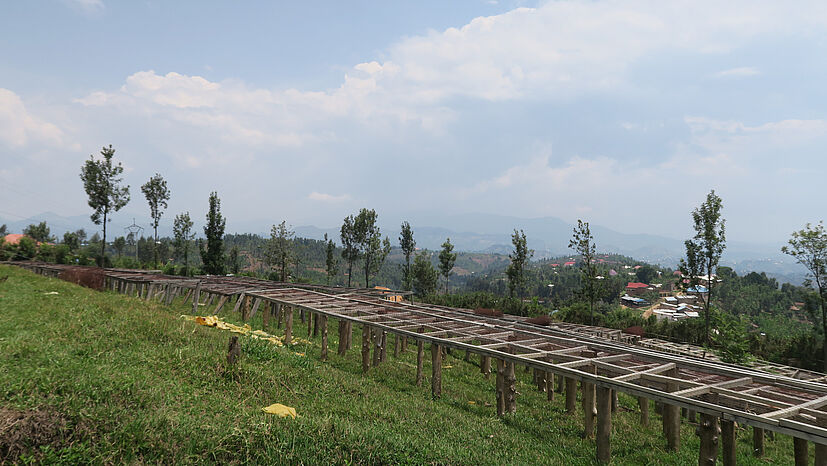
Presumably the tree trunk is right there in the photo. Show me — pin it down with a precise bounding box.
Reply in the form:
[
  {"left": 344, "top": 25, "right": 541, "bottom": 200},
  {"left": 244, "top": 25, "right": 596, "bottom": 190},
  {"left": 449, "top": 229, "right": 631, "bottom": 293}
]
[
  {"left": 821, "top": 287, "right": 827, "bottom": 372},
  {"left": 101, "top": 210, "right": 107, "bottom": 267}
]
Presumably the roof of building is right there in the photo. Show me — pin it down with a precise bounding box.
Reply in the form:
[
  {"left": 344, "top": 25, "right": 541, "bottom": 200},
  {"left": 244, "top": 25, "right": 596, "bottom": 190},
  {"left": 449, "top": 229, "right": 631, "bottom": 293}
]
[
  {"left": 626, "top": 282, "right": 650, "bottom": 289},
  {"left": 3, "top": 234, "right": 25, "bottom": 245},
  {"left": 687, "top": 285, "right": 709, "bottom": 293}
]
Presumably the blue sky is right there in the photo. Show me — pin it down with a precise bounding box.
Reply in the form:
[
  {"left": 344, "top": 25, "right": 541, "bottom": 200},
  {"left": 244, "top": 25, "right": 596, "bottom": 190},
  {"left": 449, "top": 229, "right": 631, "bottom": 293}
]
[{"left": 1, "top": 0, "right": 826, "bottom": 246}]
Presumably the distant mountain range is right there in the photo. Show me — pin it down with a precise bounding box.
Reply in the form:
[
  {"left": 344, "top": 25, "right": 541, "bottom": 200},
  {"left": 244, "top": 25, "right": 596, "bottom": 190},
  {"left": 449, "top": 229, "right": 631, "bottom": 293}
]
[{"left": 1, "top": 211, "right": 808, "bottom": 285}]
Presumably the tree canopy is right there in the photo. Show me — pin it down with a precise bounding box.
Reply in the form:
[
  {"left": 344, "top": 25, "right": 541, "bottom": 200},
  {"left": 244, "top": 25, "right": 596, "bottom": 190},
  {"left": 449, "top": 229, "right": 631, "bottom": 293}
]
[
  {"left": 438, "top": 238, "right": 457, "bottom": 294},
  {"left": 79, "top": 145, "right": 130, "bottom": 266},
  {"left": 399, "top": 221, "right": 416, "bottom": 291},
  {"left": 782, "top": 221, "right": 827, "bottom": 370},
  {"left": 199, "top": 192, "right": 226, "bottom": 275},
  {"left": 141, "top": 173, "right": 171, "bottom": 267},
  {"left": 680, "top": 190, "right": 726, "bottom": 349}
]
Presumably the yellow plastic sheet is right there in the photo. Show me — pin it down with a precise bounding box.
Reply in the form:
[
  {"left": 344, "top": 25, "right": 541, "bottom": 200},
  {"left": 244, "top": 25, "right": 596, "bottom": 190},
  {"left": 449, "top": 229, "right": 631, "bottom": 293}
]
[
  {"left": 181, "top": 314, "right": 311, "bottom": 347},
  {"left": 262, "top": 403, "right": 297, "bottom": 419}
]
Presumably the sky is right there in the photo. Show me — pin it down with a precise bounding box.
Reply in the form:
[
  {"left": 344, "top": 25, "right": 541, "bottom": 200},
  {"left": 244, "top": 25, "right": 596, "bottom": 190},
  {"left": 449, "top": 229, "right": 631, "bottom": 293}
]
[{"left": 1, "top": 0, "right": 826, "bottom": 246}]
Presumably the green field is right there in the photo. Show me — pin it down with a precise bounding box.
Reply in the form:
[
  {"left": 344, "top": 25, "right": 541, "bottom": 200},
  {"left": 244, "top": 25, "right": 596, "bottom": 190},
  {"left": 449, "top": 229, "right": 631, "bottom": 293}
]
[{"left": 0, "top": 264, "right": 799, "bottom": 464}]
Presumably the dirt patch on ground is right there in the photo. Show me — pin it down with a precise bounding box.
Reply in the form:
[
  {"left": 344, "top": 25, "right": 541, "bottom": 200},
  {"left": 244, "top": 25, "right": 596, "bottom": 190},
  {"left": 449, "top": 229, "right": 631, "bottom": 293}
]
[{"left": 0, "top": 407, "right": 70, "bottom": 463}]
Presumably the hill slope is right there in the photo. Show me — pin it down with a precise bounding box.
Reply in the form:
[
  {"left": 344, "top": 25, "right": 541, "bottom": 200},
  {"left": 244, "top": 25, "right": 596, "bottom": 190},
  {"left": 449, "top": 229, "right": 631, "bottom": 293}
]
[{"left": 0, "top": 265, "right": 798, "bottom": 464}]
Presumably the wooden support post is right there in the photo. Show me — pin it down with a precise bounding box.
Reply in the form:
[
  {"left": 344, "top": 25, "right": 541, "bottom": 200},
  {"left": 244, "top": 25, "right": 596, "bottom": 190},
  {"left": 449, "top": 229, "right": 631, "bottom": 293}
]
[
  {"left": 416, "top": 339, "right": 424, "bottom": 387},
  {"left": 277, "top": 303, "right": 283, "bottom": 329},
  {"left": 596, "top": 385, "right": 612, "bottom": 464},
  {"left": 687, "top": 409, "right": 697, "bottom": 423},
  {"left": 565, "top": 377, "right": 577, "bottom": 414},
  {"left": 284, "top": 306, "right": 293, "bottom": 345},
  {"left": 249, "top": 298, "right": 262, "bottom": 320},
  {"left": 372, "top": 328, "right": 381, "bottom": 367},
  {"left": 794, "top": 437, "right": 808, "bottom": 466},
  {"left": 546, "top": 372, "right": 554, "bottom": 401},
  {"left": 192, "top": 282, "right": 201, "bottom": 314},
  {"left": 361, "top": 324, "right": 371, "bottom": 373},
  {"left": 227, "top": 336, "right": 240, "bottom": 366},
  {"left": 400, "top": 336, "right": 407, "bottom": 352},
  {"left": 263, "top": 302, "right": 272, "bottom": 328},
  {"left": 300, "top": 309, "right": 305, "bottom": 323},
  {"left": 307, "top": 310, "right": 312, "bottom": 337},
  {"left": 505, "top": 360, "right": 517, "bottom": 414},
  {"left": 697, "top": 413, "right": 720, "bottom": 466},
  {"left": 313, "top": 313, "right": 319, "bottom": 338},
  {"left": 213, "top": 296, "right": 229, "bottom": 315},
  {"left": 338, "top": 321, "right": 348, "bottom": 356},
  {"left": 557, "top": 373, "right": 564, "bottom": 393},
  {"left": 816, "top": 416, "right": 827, "bottom": 466},
  {"left": 431, "top": 343, "right": 442, "bottom": 399},
  {"left": 639, "top": 397, "right": 649, "bottom": 427},
  {"left": 163, "top": 283, "right": 173, "bottom": 305},
  {"left": 721, "top": 419, "right": 736, "bottom": 466},
  {"left": 752, "top": 428, "right": 764, "bottom": 457},
  {"left": 481, "top": 355, "right": 491, "bottom": 379},
  {"left": 664, "top": 371, "right": 681, "bottom": 452},
  {"left": 380, "top": 331, "right": 387, "bottom": 362},
  {"left": 320, "top": 315, "right": 328, "bottom": 361},
  {"left": 582, "top": 369, "right": 596, "bottom": 439},
  {"left": 496, "top": 359, "right": 505, "bottom": 417},
  {"left": 534, "top": 368, "right": 546, "bottom": 392},
  {"left": 611, "top": 390, "right": 618, "bottom": 413},
  {"left": 346, "top": 322, "right": 353, "bottom": 350},
  {"left": 338, "top": 321, "right": 347, "bottom": 356},
  {"left": 243, "top": 295, "right": 251, "bottom": 321},
  {"left": 394, "top": 335, "right": 400, "bottom": 357}
]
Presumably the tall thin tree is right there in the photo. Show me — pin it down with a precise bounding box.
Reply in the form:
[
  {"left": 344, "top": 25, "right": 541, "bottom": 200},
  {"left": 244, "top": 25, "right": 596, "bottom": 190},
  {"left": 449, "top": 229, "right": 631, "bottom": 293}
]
[
  {"left": 399, "top": 221, "right": 416, "bottom": 291},
  {"left": 80, "top": 145, "right": 130, "bottom": 266},
  {"left": 354, "top": 208, "right": 390, "bottom": 288},
  {"left": 569, "top": 221, "right": 599, "bottom": 325},
  {"left": 679, "top": 190, "right": 726, "bottom": 349},
  {"left": 173, "top": 212, "right": 194, "bottom": 274},
  {"left": 199, "top": 191, "right": 226, "bottom": 275},
  {"left": 340, "top": 215, "right": 359, "bottom": 287},
  {"left": 438, "top": 238, "right": 457, "bottom": 294},
  {"left": 324, "top": 233, "right": 338, "bottom": 286},
  {"left": 265, "top": 221, "right": 294, "bottom": 282},
  {"left": 141, "top": 173, "right": 171, "bottom": 268},
  {"left": 507, "top": 229, "right": 534, "bottom": 299}
]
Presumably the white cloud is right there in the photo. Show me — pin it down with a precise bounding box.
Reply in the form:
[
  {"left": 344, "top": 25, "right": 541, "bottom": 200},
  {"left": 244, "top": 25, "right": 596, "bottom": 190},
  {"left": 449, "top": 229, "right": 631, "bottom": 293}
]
[
  {"left": 63, "top": 0, "right": 104, "bottom": 14},
  {"left": 0, "top": 89, "right": 63, "bottom": 148},
  {"left": 376, "top": 1, "right": 825, "bottom": 101},
  {"left": 712, "top": 66, "right": 761, "bottom": 78},
  {"left": 308, "top": 192, "right": 351, "bottom": 202},
  {"left": 459, "top": 114, "right": 827, "bottom": 229},
  {"left": 76, "top": 1, "right": 827, "bottom": 148}
]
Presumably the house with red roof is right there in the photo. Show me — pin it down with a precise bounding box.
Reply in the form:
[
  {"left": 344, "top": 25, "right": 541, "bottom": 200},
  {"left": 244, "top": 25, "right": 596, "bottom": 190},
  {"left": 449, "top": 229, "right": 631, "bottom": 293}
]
[
  {"left": 626, "top": 282, "right": 653, "bottom": 296},
  {"left": 563, "top": 261, "right": 575, "bottom": 266},
  {"left": 3, "top": 234, "right": 25, "bottom": 245}
]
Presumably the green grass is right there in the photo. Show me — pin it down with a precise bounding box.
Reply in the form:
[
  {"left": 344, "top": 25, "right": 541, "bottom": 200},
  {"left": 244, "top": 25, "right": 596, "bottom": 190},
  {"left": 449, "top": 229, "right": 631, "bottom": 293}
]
[{"left": 0, "top": 264, "right": 800, "bottom": 464}]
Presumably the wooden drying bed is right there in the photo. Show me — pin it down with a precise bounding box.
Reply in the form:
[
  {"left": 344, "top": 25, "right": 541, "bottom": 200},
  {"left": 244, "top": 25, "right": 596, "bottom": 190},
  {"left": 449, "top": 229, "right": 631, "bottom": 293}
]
[{"left": 11, "top": 261, "right": 826, "bottom": 464}]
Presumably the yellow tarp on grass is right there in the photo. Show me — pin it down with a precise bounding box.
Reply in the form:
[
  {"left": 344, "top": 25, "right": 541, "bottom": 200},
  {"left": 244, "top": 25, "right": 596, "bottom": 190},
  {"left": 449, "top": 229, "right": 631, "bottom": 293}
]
[
  {"left": 262, "top": 403, "right": 297, "bottom": 419},
  {"left": 181, "top": 314, "right": 312, "bottom": 347}
]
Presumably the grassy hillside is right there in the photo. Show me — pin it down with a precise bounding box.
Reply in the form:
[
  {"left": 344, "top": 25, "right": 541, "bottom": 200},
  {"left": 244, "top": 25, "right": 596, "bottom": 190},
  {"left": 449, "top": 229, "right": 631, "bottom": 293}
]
[{"left": 0, "top": 264, "right": 799, "bottom": 464}]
